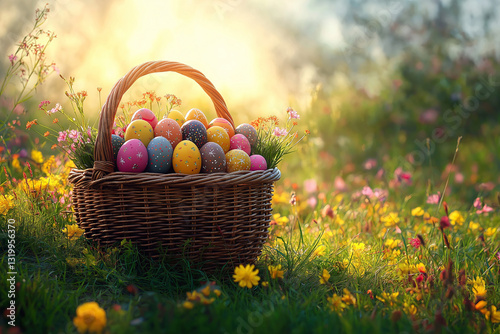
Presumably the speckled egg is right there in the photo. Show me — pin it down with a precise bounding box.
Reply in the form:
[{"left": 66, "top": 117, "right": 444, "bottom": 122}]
[
  {"left": 235, "top": 123, "right": 258, "bottom": 146},
  {"left": 146, "top": 137, "right": 173, "bottom": 173},
  {"left": 154, "top": 118, "right": 182, "bottom": 149},
  {"left": 117, "top": 139, "right": 148, "bottom": 173},
  {"left": 225, "top": 149, "right": 251, "bottom": 172},
  {"left": 230, "top": 134, "right": 251, "bottom": 155},
  {"left": 124, "top": 119, "right": 154, "bottom": 147},
  {"left": 200, "top": 142, "right": 226, "bottom": 173},
  {"left": 172, "top": 140, "right": 201, "bottom": 174},
  {"left": 167, "top": 110, "right": 185, "bottom": 127},
  {"left": 131, "top": 108, "right": 158, "bottom": 129},
  {"left": 208, "top": 118, "right": 235, "bottom": 138},
  {"left": 111, "top": 134, "right": 125, "bottom": 161},
  {"left": 181, "top": 120, "right": 208, "bottom": 149},
  {"left": 206, "top": 126, "right": 230, "bottom": 153},
  {"left": 250, "top": 154, "right": 267, "bottom": 171},
  {"left": 185, "top": 108, "right": 208, "bottom": 129}
]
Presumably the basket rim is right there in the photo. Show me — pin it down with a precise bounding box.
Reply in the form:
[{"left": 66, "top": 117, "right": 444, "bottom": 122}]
[{"left": 69, "top": 167, "right": 281, "bottom": 188}]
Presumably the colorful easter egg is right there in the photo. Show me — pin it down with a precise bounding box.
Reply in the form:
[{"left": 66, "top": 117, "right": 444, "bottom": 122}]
[
  {"left": 111, "top": 134, "right": 125, "bottom": 161},
  {"left": 185, "top": 108, "right": 209, "bottom": 128},
  {"left": 235, "top": 123, "right": 258, "bottom": 146},
  {"left": 206, "top": 126, "right": 230, "bottom": 153},
  {"left": 208, "top": 118, "right": 235, "bottom": 138},
  {"left": 181, "top": 120, "right": 208, "bottom": 149},
  {"left": 131, "top": 108, "right": 158, "bottom": 129},
  {"left": 116, "top": 139, "right": 148, "bottom": 173},
  {"left": 167, "top": 110, "right": 185, "bottom": 127},
  {"left": 172, "top": 140, "right": 201, "bottom": 174},
  {"left": 225, "top": 149, "right": 251, "bottom": 172},
  {"left": 146, "top": 136, "right": 173, "bottom": 173},
  {"left": 230, "top": 134, "right": 251, "bottom": 155},
  {"left": 124, "top": 119, "right": 154, "bottom": 147},
  {"left": 250, "top": 154, "right": 267, "bottom": 171},
  {"left": 154, "top": 118, "right": 182, "bottom": 149},
  {"left": 200, "top": 142, "right": 226, "bottom": 173}
]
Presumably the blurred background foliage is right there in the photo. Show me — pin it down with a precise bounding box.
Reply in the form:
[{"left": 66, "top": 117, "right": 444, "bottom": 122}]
[{"left": 0, "top": 0, "right": 499, "bottom": 200}]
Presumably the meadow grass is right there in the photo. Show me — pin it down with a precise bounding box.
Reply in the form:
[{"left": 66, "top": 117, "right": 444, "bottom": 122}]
[{"left": 1, "top": 164, "right": 499, "bottom": 333}]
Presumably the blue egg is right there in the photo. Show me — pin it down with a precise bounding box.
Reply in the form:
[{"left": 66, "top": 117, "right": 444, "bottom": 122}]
[
  {"left": 146, "top": 136, "right": 173, "bottom": 173},
  {"left": 111, "top": 134, "right": 125, "bottom": 161}
]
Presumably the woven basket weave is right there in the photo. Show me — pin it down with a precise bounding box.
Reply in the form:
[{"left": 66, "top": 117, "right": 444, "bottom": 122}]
[{"left": 69, "top": 61, "right": 281, "bottom": 271}]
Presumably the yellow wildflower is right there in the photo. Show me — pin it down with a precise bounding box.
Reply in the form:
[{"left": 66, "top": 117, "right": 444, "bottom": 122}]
[
  {"left": 484, "top": 228, "right": 497, "bottom": 237},
  {"left": 73, "top": 302, "right": 107, "bottom": 334},
  {"left": 376, "top": 291, "right": 399, "bottom": 306},
  {"left": 201, "top": 285, "right": 211, "bottom": 297},
  {"left": 327, "top": 294, "right": 346, "bottom": 313},
  {"left": 233, "top": 264, "right": 260, "bottom": 288},
  {"left": 62, "top": 224, "right": 85, "bottom": 241},
  {"left": 411, "top": 207, "right": 424, "bottom": 217},
  {"left": 12, "top": 158, "right": 21, "bottom": 171},
  {"left": 484, "top": 305, "right": 500, "bottom": 323},
  {"left": 449, "top": 211, "right": 464, "bottom": 226},
  {"left": 313, "top": 245, "right": 326, "bottom": 257},
  {"left": 319, "top": 269, "right": 330, "bottom": 285},
  {"left": 182, "top": 301, "right": 194, "bottom": 309},
  {"left": 42, "top": 155, "right": 56, "bottom": 174},
  {"left": 31, "top": 149, "right": 43, "bottom": 164},
  {"left": 268, "top": 264, "right": 284, "bottom": 279},
  {"left": 261, "top": 281, "right": 269, "bottom": 287},
  {"left": 384, "top": 239, "right": 399, "bottom": 249},
  {"left": 351, "top": 242, "right": 365, "bottom": 253},
  {"left": 475, "top": 300, "right": 488, "bottom": 313},
  {"left": 335, "top": 216, "right": 345, "bottom": 225},
  {"left": 381, "top": 212, "right": 400, "bottom": 227},
  {"left": 0, "top": 195, "right": 14, "bottom": 215},
  {"left": 403, "top": 303, "right": 417, "bottom": 316},
  {"left": 416, "top": 263, "right": 426, "bottom": 273},
  {"left": 341, "top": 289, "right": 356, "bottom": 306},
  {"left": 213, "top": 289, "right": 221, "bottom": 297},
  {"left": 272, "top": 213, "right": 289, "bottom": 226},
  {"left": 272, "top": 192, "right": 289, "bottom": 205},
  {"left": 468, "top": 221, "right": 480, "bottom": 231}
]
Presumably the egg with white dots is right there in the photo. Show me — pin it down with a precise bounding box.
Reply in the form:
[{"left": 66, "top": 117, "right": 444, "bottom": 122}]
[
  {"left": 200, "top": 142, "right": 226, "bottom": 173},
  {"left": 146, "top": 136, "right": 173, "bottom": 173},
  {"left": 111, "top": 134, "right": 124, "bottom": 161},
  {"left": 116, "top": 139, "right": 148, "bottom": 173}
]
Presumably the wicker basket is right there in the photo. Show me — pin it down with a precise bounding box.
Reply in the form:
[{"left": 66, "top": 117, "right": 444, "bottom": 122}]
[{"left": 68, "top": 61, "right": 281, "bottom": 271}]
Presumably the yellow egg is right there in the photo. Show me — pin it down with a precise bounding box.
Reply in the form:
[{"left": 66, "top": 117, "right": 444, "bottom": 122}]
[
  {"left": 124, "top": 119, "right": 154, "bottom": 147},
  {"left": 167, "top": 110, "right": 186, "bottom": 127},
  {"left": 172, "top": 140, "right": 202, "bottom": 174},
  {"left": 185, "top": 108, "right": 208, "bottom": 129},
  {"left": 207, "top": 126, "right": 231, "bottom": 153},
  {"left": 225, "top": 149, "right": 251, "bottom": 172}
]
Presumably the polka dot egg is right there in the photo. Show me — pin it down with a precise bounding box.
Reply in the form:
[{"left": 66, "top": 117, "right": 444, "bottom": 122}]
[
  {"left": 200, "top": 142, "right": 226, "bottom": 173},
  {"left": 185, "top": 108, "right": 209, "bottom": 128},
  {"left": 116, "top": 139, "right": 148, "bottom": 173},
  {"left": 167, "top": 110, "right": 185, "bottom": 127},
  {"left": 172, "top": 140, "right": 201, "bottom": 174},
  {"left": 146, "top": 136, "right": 173, "bottom": 173},
  {"left": 125, "top": 119, "right": 154, "bottom": 147},
  {"left": 131, "top": 108, "right": 158, "bottom": 129},
  {"left": 250, "top": 154, "right": 267, "bottom": 171},
  {"left": 235, "top": 123, "right": 258, "bottom": 146},
  {"left": 206, "top": 126, "right": 230, "bottom": 153},
  {"left": 154, "top": 118, "right": 182, "bottom": 149},
  {"left": 181, "top": 120, "right": 208, "bottom": 149},
  {"left": 225, "top": 149, "right": 251, "bottom": 172},
  {"left": 111, "top": 134, "right": 124, "bottom": 161},
  {"left": 208, "top": 118, "right": 235, "bottom": 138},
  {"left": 230, "top": 134, "right": 251, "bottom": 155}
]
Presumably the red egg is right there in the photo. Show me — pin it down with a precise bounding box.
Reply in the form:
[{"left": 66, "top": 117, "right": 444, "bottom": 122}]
[{"left": 131, "top": 108, "right": 158, "bottom": 129}]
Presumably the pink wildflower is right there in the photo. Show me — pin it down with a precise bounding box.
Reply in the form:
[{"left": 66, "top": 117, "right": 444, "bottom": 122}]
[
  {"left": 363, "top": 159, "right": 377, "bottom": 170},
  {"left": 427, "top": 193, "right": 440, "bottom": 205},
  {"left": 38, "top": 100, "right": 50, "bottom": 110},
  {"left": 57, "top": 131, "right": 67, "bottom": 142},
  {"left": 8, "top": 54, "right": 17, "bottom": 65},
  {"left": 439, "top": 216, "right": 451, "bottom": 230},
  {"left": 48, "top": 103, "right": 62, "bottom": 114},
  {"left": 289, "top": 193, "right": 297, "bottom": 206},
  {"left": 287, "top": 107, "right": 300, "bottom": 120},
  {"left": 273, "top": 127, "right": 288, "bottom": 137},
  {"left": 361, "top": 186, "right": 373, "bottom": 197},
  {"left": 473, "top": 198, "right": 482, "bottom": 209},
  {"left": 477, "top": 204, "right": 494, "bottom": 215},
  {"left": 68, "top": 130, "right": 79, "bottom": 142},
  {"left": 410, "top": 238, "right": 421, "bottom": 249},
  {"left": 307, "top": 196, "right": 317, "bottom": 208},
  {"left": 304, "top": 179, "right": 318, "bottom": 193}
]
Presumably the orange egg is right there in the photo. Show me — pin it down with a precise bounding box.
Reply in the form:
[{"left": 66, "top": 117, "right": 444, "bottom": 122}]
[
  {"left": 185, "top": 108, "right": 208, "bottom": 128},
  {"left": 208, "top": 118, "right": 235, "bottom": 138},
  {"left": 206, "top": 126, "right": 231, "bottom": 153},
  {"left": 154, "top": 118, "right": 182, "bottom": 148}
]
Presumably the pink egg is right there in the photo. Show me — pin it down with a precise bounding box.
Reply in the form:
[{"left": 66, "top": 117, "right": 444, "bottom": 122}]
[
  {"left": 250, "top": 154, "right": 267, "bottom": 171},
  {"left": 229, "top": 134, "right": 251, "bottom": 155},
  {"left": 131, "top": 108, "right": 158, "bottom": 129},
  {"left": 116, "top": 139, "right": 148, "bottom": 173}
]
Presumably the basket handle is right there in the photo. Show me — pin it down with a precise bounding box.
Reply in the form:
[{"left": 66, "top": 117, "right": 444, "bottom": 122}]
[{"left": 92, "top": 61, "right": 233, "bottom": 180}]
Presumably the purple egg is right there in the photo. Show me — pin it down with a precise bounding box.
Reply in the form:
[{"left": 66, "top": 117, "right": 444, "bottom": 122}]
[
  {"left": 200, "top": 142, "right": 226, "bottom": 173},
  {"left": 181, "top": 120, "right": 208, "bottom": 149}
]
